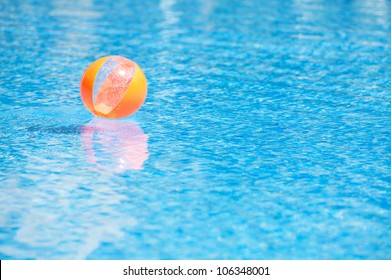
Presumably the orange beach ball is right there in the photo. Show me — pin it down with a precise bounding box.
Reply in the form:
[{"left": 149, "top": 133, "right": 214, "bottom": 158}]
[{"left": 80, "top": 56, "right": 147, "bottom": 118}]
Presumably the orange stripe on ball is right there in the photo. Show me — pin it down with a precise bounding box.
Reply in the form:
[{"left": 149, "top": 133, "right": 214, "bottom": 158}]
[{"left": 80, "top": 56, "right": 110, "bottom": 116}]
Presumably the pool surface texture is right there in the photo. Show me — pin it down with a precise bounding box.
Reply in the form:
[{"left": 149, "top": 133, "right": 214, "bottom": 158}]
[{"left": 0, "top": 0, "right": 390, "bottom": 259}]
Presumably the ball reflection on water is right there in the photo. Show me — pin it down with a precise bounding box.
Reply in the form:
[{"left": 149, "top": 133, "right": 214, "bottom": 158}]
[{"left": 81, "top": 118, "right": 149, "bottom": 173}]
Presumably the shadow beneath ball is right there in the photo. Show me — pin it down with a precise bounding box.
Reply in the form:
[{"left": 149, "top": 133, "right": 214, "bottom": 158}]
[
  {"left": 27, "top": 124, "right": 83, "bottom": 135},
  {"left": 27, "top": 119, "right": 149, "bottom": 172}
]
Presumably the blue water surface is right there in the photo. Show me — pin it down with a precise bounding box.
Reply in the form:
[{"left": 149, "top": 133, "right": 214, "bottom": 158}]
[{"left": 0, "top": 0, "right": 390, "bottom": 259}]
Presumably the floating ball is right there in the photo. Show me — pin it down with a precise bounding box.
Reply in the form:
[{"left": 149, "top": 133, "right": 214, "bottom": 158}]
[{"left": 80, "top": 56, "right": 147, "bottom": 118}]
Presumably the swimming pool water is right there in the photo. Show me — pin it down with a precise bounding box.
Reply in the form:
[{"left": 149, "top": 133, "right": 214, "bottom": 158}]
[{"left": 0, "top": 0, "right": 390, "bottom": 259}]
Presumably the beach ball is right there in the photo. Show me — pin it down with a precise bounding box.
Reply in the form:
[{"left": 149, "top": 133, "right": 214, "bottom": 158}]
[{"left": 80, "top": 56, "right": 147, "bottom": 118}]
